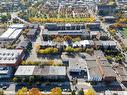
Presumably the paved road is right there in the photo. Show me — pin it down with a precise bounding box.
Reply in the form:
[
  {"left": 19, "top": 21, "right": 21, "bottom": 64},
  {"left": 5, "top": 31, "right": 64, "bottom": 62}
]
[{"left": 9, "top": 12, "right": 31, "bottom": 24}]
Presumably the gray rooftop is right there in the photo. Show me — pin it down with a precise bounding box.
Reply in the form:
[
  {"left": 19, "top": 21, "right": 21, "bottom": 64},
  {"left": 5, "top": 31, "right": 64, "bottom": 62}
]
[
  {"left": 69, "top": 58, "right": 87, "bottom": 71},
  {"left": 15, "top": 66, "right": 66, "bottom": 76},
  {"left": 117, "top": 67, "right": 127, "bottom": 82},
  {"left": 43, "top": 29, "right": 86, "bottom": 35},
  {"left": 86, "top": 60, "right": 102, "bottom": 79},
  {"left": 101, "top": 41, "right": 117, "bottom": 46},
  {"left": 16, "top": 39, "right": 30, "bottom": 49},
  {"left": 27, "top": 29, "right": 37, "bottom": 35},
  {"left": 33, "top": 66, "right": 66, "bottom": 76},
  {"left": 94, "top": 50, "right": 107, "bottom": 61}
]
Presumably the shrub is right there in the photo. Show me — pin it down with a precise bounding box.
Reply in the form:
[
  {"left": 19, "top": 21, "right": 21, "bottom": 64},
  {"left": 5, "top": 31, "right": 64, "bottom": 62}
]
[
  {"left": 65, "top": 46, "right": 74, "bottom": 52},
  {"left": 38, "top": 48, "right": 59, "bottom": 54}
]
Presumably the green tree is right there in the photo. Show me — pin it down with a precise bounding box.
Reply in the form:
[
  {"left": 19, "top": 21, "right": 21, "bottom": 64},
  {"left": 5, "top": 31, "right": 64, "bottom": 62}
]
[
  {"left": 29, "top": 76, "right": 35, "bottom": 83},
  {"left": 71, "top": 90, "right": 76, "bottom": 95},
  {"left": 78, "top": 88, "right": 84, "bottom": 95},
  {"left": 106, "top": 56, "right": 113, "bottom": 61}
]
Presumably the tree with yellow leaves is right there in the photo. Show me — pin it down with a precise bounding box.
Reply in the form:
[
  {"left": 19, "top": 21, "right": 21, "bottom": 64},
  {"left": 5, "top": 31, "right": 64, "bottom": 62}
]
[
  {"left": 28, "top": 17, "right": 95, "bottom": 23},
  {"left": 85, "top": 89, "right": 96, "bottom": 95},
  {"left": 16, "top": 87, "right": 28, "bottom": 95},
  {"left": 64, "top": 36, "right": 72, "bottom": 42},
  {"left": 108, "top": 28, "right": 116, "bottom": 36},
  {"left": 50, "top": 87, "right": 62, "bottom": 95},
  {"left": 28, "top": 88, "right": 42, "bottom": 95}
]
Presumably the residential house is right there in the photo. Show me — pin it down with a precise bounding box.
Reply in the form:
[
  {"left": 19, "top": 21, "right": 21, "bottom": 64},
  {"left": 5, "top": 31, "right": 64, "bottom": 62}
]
[
  {"left": 97, "top": 4, "right": 116, "bottom": 16},
  {"left": 99, "top": 32, "right": 108, "bottom": 40},
  {"left": 43, "top": 23, "right": 90, "bottom": 41},
  {"left": 86, "top": 22, "right": 100, "bottom": 30},
  {"left": 101, "top": 41, "right": 117, "bottom": 49},
  {"left": 104, "top": 16, "right": 116, "bottom": 23}
]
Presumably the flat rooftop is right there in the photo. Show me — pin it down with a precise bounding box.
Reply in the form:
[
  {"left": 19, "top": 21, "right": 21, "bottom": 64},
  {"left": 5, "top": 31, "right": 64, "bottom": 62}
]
[
  {"left": 33, "top": 66, "right": 66, "bottom": 76},
  {"left": 15, "top": 66, "right": 66, "bottom": 76},
  {"left": 0, "top": 49, "right": 23, "bottom": 65},
  {"left": 116, "top": 67, "right": 127, "bottom": 82},
  {"left": 86, "top": 60, "right": 102, "bottom": 80},
  {"left": 69, "top": 58, "right": 87, "bottom": 71},
  {"left": 15, "top": 66, "right": 35, "bottom": 76},
  {"left": 94, "top": 50, "right": 107, "bottom": 61},
  {"left": 0, "top": 24, "right": 24, "bottom": 40},
  {"left": 43, "top": 29, "right": 85, "bottom": 35}
]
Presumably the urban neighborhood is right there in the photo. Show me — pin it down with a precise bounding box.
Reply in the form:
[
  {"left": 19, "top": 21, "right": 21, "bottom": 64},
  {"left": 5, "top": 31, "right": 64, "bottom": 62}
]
[{"left": 0, "top": 0, "right": 127, "bottom": 95}]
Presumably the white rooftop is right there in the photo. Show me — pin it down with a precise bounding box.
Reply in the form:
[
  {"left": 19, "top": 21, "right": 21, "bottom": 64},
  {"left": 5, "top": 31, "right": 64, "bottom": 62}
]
[
  {"left": 0, "top": 24, "right": 24, "bottom": 40},
  {"left": 9, "top": 24, "right": 24, "bottom": 28},
  {"left": 80, "top": 40, "right": 90, "bottom": 46},
  {"left": 101, "top": 41, "right": 117, "bottom": 46},
  {"left": 0, "top": 49, "right": 23, "bottom": 65},
  {"left": 105, "top": 91, "right": 127, "bottom": 95},
  {"left": 73, "top": 40, "right": 91, "bottom": 47},
  {"left": 0, "top": 28, "right": 15, "bottom": 39},
  {"left": 15, "top": 66, "right": 35, "bottom": 76},
  {"left": 9, "top": 29, "right": 22, "bottom": 39}
]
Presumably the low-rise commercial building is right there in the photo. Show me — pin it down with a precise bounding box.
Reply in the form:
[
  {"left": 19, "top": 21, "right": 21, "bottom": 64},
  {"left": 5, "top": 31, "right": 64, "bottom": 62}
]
[
  {"left": 104, "top": 16, "right": 116, "bottom": 23},
  {"left": 26, "top": 24, "right": 40, "bottom": 40},
  {"left": 0, "top": 24, "right": 24, "bottom": 47},
  {"left": 86, "top": 51, "right": 116, "bottom": 82},
  {"left": 86, "top": 22, "right": 100, "bottom": 30},
  {"left": 0, "top": 49, "right": 24, "bottom": 66},
  {"left": 0, "top": 66, "right": 13, "bottom": 79},
  {"left": 69, "top": 58, "right": 87, "bottom": 77},
  {"left": 15, "top": 66, "right": 67, "bottom": 79},
  {"left": 87, "top": 60, "right": 102, "bottom": 81},
  {"left": 16, "top": 39, "right": 32, "bottom": 50}
]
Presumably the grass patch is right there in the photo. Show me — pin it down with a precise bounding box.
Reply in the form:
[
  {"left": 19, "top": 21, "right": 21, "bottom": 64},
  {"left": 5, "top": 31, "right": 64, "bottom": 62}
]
[{"left": 121, "top": 28, "right": 127, "bottom": 38}]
